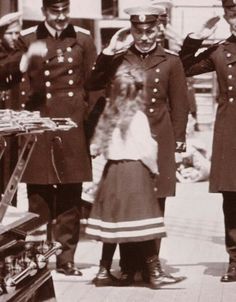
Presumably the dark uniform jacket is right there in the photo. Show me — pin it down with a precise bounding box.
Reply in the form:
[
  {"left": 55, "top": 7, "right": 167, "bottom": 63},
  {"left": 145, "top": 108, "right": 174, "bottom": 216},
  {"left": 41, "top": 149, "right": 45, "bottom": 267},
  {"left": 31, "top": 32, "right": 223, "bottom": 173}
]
[
  {"left": 0, "top": 22, "right": 97, "bottom": 184},
  {"left": 86, "top": 45, "right": 189, "bottom": 197},
  {"left": 179, "top": 35, "right": 236, "bottom": 192}
]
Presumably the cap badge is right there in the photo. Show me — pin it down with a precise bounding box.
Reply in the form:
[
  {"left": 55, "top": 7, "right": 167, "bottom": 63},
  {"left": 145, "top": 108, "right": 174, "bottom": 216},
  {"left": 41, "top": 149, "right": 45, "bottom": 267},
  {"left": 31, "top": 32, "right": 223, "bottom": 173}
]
[
  {"left": 139, "top": 14, "right": 146, "bottom": 22},
  {"left": 234, "top": 0, "right": 236, "bottom": 4}
]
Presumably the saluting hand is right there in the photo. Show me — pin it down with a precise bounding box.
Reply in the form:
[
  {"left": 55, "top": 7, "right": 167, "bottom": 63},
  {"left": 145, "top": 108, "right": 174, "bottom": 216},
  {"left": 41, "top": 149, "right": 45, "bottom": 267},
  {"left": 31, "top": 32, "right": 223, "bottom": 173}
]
[
  {"left": 20, "top": 41, "right": 48, "bottom": 73},
  {"left": 190, "top": 16, "right": 221, "bottom": 40},
  {"left": 27, "top": 41, "right": 48, "bottom": 59},
  {"left": 90, "top": 143, "right": 100, "bottom": 158},
  {"left": 103, "top": 27, "right": 134, "bottom": 55}
]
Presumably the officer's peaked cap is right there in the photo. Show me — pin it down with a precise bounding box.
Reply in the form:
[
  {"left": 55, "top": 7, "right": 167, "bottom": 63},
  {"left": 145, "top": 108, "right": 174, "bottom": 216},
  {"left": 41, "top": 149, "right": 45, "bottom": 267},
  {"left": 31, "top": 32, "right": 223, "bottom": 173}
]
[
  {"left": 0, "top": 12, "right": 21, "bottom": 28},
  {"left": 150, "top": 0, "right": 173, "bottom": 10},
  {"left": 43, "top": 0, "right": 70, "bottom": 8},
  {"left": 124, "top": 5, "right": 165, "bottom": 24}
]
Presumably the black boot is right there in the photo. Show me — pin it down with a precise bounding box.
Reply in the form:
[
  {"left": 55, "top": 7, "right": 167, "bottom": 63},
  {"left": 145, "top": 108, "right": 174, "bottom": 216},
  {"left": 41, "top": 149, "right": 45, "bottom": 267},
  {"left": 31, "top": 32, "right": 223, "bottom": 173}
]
[
  {"left": 146, "top": 255, "right": 186, "bottom": 289},
  {"left": 119, "top": 270, "right": 135, "bottom": 286},
  {"left": 221, "top": 262, "right": 236, "bottom": 282},
  {"left": 93, "top": 261, "right": 119, "bottom": 287}
]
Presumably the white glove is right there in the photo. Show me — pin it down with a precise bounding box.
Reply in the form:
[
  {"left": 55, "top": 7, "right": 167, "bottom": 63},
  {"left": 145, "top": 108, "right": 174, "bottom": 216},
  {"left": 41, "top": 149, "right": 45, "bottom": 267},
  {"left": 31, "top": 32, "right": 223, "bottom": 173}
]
[
  {"left": 103, "top": 27, "right": 134, "bottom": 55},
  {"left": 20, "top": 41, "right": 48, "bottom": 73}
]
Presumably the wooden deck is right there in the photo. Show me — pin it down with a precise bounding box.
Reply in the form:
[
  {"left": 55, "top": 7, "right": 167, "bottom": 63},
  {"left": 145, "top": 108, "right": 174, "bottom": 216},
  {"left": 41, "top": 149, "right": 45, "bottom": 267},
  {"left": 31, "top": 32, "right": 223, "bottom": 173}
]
[{"left": 42, "top": 181, "right": 236, "bottom": 302}]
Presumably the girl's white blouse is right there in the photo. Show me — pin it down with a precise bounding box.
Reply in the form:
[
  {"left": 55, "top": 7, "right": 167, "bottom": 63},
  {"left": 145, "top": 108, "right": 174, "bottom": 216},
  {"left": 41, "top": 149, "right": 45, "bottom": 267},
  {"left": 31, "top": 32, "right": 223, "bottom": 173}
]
[{"left": 108, "top": 110, "right": 158, "bottom": 174}]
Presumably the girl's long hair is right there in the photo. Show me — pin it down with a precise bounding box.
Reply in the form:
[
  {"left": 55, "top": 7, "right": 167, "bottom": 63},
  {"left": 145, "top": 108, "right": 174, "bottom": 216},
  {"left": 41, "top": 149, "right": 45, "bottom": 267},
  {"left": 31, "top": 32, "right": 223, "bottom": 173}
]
[{"left": 92, "top": 65, "right": 146, "bottom": 156}]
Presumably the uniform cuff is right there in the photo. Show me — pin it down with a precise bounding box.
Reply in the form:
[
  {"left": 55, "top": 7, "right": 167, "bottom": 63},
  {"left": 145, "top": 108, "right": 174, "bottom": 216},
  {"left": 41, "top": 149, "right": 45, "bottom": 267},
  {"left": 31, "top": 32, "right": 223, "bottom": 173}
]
[{"left": 175, "top": 141, "right": 186, "bottom": 153}]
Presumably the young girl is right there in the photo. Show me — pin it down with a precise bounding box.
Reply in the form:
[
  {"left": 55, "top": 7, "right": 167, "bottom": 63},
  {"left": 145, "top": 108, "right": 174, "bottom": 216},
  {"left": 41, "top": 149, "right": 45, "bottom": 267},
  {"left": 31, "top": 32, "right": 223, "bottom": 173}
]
[{"left": 86, "top": 66, "right": 166, "bottom": 289}]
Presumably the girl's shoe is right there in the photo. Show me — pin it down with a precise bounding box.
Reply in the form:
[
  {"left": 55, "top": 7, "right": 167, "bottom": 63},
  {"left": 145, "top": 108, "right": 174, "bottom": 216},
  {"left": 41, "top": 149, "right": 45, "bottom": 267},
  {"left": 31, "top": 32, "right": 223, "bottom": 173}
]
[{"left": 93, "top": 265, "right": 119, "bottom": 287}]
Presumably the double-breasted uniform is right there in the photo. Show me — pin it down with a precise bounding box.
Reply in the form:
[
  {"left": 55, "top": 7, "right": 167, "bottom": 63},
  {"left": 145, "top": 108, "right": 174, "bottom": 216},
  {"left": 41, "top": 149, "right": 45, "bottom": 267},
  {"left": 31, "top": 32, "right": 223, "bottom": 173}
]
[
  {"left": 16, "top": 22, "right": 97, "bottom": 184},
  {"left": 180, "top": 35, "right": 236, "bottom": 193},
  {"left": 86, "top": 45, "right": 189, "bottom": 198},
  {"left": 179, "top": 35, "right": 236, "bottom": 262},
  {"left": 0, "top": 22, "right": 97, "bottom": 266}
]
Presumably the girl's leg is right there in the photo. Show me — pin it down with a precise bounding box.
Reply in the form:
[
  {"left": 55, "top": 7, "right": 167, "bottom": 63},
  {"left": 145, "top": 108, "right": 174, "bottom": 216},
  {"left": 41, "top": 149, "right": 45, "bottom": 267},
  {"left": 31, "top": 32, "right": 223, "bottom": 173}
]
[
  {"left": 100, "top": 242, "right": 117, "bottom": 266},
  {"left": 93, "top": 242, "right": 119, "bottom": 287},
  {"left": 119, "top": 243, "right": 137, "bottom": 286}
]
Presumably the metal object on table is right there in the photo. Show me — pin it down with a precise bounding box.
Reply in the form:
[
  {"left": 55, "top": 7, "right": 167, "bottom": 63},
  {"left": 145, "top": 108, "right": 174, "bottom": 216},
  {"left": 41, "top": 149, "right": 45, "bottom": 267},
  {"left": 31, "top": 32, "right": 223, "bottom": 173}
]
[
  {"left": 4, "top": 260, "right": 38, "bottom": 292},
  {"left": 0, "top": 109, "right": 76, "bottom": 301},
  {"left": 0, "top": 109, "right": 77, "bottom": 222},
  {"left": 3, "top": 240, "right": 62, "bottom": 293},
  {"left": 36, "top": 241, "right": 62, "bottom": 269}
]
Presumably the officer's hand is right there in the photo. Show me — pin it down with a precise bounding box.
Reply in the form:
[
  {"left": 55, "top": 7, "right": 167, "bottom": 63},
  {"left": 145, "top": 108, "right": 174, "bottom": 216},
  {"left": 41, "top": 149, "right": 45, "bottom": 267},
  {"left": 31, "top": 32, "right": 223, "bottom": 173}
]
[
  {"left": 20, "top": 41, "right": 48, "bottom": 73},
  {"left": 164, "top": 24, "right": 183, "bottom": 51},
  {"left": 90, "top": 143, "right": 100, "bottom": 158},
  {"left": 27, "top": 41, "right": 48, "bottom": 59},
  {"left": 190, "top": 16, "right": 220, "bottom": 40},
  {"left": 103, "top": 27, "right": 134, "bottom": 55}
]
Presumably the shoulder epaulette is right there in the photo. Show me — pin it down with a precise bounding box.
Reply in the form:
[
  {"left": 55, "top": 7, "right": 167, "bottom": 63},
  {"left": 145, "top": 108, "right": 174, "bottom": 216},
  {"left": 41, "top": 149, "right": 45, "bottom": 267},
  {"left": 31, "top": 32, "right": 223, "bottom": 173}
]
[
  {"left": 206, "top": 40, "right": 225, "bottom": 50},
  {"left": 20, "top": 26, "right": 37, "bottom": 36},
  {"left": 74, "top": 26, "right": 90, "bottom": 35},
  {"left": 218, "top": 39, "right": 226, "bottom": 45},
  {"left": 164, "top": 48, "right": 179, "bottom": 56},
  {"left": 208, "top": 39, "right": 225, "bottom": 47}
]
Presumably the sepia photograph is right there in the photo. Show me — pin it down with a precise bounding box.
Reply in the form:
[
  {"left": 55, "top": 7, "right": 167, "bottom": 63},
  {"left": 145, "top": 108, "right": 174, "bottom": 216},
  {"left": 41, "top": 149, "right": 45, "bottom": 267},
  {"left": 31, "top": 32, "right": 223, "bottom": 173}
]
[{"left": 0, "top": 0, "right": 235, "bottom": 301}]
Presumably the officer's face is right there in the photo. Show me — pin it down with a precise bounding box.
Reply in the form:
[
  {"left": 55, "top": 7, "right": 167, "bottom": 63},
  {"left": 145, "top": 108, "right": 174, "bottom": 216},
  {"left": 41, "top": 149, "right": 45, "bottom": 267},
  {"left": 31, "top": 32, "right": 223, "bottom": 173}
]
[
  {"left": 42, "top": 3, "right": 70, "bottom": 32},
  {"left": 131, "top": 22, "right": 159, "bottom": 53},
  {"left": 3, "top": 24, "right": 21, "bottom": 49},
  {"left": 224, "top": 8, "right": 236, "bottom": 35}
]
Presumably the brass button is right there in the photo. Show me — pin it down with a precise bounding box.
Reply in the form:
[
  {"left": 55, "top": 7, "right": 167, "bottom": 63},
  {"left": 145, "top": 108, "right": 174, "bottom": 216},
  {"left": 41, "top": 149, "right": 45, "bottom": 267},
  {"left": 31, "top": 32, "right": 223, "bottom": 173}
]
[
  {"left": 68, "top": 57, "right": 73, "bottom": 63},
  {"left": 21, "top": 91, "right": 26, "bottom": 96},
  {"left": 45, "top": 70, "right": 50, "bottom": 76},
  {"left": 68, "top": 92, "right": 74, "bottom": 97},
  {"left": 228, "top": 86, "right": 233, "bottom": 91},
  {"left": 68, "top": 69, "right": 73, "bottom": 75},
  {"left": 228, "top": 75, "right": 233, "bottom": 79},
  {"left": 229, "top": 97, "right": 234, "bottom": 103},
  {"left": 67, "top": 47, "right": 72, "bottom": 52},
  {"left": 46, "top": 93, "right": 52, "bottom": 99},
  {"left": 151, "top": 98, "right": 156, "bottom": 103},
  {"left": 153, "top": 88, "right": 158, "bottom": 93},
  {"left": 228, "top": 64, "right": 233, "bottom": 68},
  {"left": 69, "top": 80, "right": 74, "bottom": 85},
  {"left": 154, "top": 78, "right": 159, "bottom": 83},
  {"left": 227, "top": 53, "right": 232, "bottom": 58},
  {"left": 149, "top": 108, "right": 154, "bottom": 113},
  {"left": 45, "top": 81, "right": 51, "bottom": 87},
  {"left": 156, "top": 68, "right": 160, "bottom": 73}
]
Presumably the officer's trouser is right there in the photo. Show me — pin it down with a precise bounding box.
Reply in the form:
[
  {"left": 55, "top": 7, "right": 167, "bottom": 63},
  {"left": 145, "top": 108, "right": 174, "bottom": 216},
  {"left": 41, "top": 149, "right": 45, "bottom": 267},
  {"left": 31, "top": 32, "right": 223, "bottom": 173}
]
[
  {"left": 222, "top": 191, "right": 236, "bottom": 263},
  {"left": 27, "top": 183, "right": 82, "bottom": 266}
]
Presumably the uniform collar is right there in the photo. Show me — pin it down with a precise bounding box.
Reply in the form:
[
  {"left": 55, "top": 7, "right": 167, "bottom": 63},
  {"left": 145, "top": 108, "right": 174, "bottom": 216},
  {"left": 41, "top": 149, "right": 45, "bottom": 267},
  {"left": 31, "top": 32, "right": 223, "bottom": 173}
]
[
  {"left": 130, "top": 43, "right": 164, "bottom": 60},
  {"left": 44, "top": 22, "right": 58, "bottom": 38},
  {"left": 227, "top": 34, "right": 236, "bottom": 43},
  {"left": 130, "top": 44, "right": 166, "bottom": 57},
  {"left": 36, "top": 22, "right": 76, "bottom": 39},
  {"left": 126, "top": 44, "right": 166, "bottom": 69}
]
